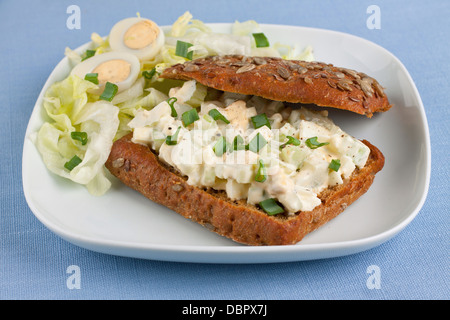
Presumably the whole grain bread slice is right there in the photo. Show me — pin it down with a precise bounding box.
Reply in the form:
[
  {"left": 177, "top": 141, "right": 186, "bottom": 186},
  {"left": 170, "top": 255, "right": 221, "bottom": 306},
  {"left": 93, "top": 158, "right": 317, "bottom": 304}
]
[
  {"left": 160, "top": 55, "right": 392, "bottom": 118},
  {"left": 105, "top": 133, "right": 385, "bottom": 246}
]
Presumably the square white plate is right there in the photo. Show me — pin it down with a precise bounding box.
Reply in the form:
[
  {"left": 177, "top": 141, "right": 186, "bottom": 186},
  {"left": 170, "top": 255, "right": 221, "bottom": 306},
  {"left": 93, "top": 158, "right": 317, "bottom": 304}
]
[{"left": 22, "top": 23, "right": 430, "bottom": 263}]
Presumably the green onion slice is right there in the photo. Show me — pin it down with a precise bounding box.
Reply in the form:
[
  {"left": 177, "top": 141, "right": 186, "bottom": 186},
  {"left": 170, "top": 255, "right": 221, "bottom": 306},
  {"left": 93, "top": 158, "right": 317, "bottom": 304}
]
[
  {"left": 182, "top": 108, "right": 200, "bottom": 127},
  {"left": 84, "top": 73, "right": 99, "bottom": 85},
  {"left": 252, "top": 33, "right": 270, "bottom": 48},
  {"left": 175, "top": 40, "right": 194, "bottom": 60},
  {"left": 255, "top": 159, "right": 267, "bottom": 182},
  {"left": 167, "top": 97, "right": 178, "bottom": 117},
  {"left": 305, "top": 136, "right": 329, "bottom": 149},
  {"left": 251, "top": 113, "right": 271, "bottom": 129},
  {"left": 142, "top": 68, "right": 157, "bottom": 80},
  {"left": 233, "top": 135, "right": 245, "bottom": 151},
  {"left": 82, "top": 49, "right": 96, "bottom": 61},
  {"left": 329, "top": 159, "right": 341, "bottom": 172},
  {"left": 259, "top": 198, "right": 284, "bottom": 215},
  {"left": 213, "top": 136, "right": 228, "bottom": 157},
  {"left": 280, "top": 135, "right": 300, "bottom": 149},
  {"left": 64, "top": 155, "right": 82, "bottom": 171},
  {"left": 71, "top": 131, "right": 88, "bottom": 145},
  {"left": 165, "top": 127, "right": 181, "bottom": 145},
  {"left": 247, "top": 133, "right": 267, "bottom": 153},
  {"left": 208, "top": 109, "right": 230, "bottom": 124},
  {"left": 99, "top": 82, "right": 118, "bottom": 101}
]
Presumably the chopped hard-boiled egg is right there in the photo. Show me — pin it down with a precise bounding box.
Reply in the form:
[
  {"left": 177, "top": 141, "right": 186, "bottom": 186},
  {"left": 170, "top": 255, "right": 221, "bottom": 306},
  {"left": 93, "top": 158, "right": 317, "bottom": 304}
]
[
  {"left": 128, "top": 82, "right": 371, "bottom": 214},
  {"left": 108, "top": 17, "right": 165, "bottom": 61},
  {"left": 70, "top": 51, "right": 140, "bottom": 94}
]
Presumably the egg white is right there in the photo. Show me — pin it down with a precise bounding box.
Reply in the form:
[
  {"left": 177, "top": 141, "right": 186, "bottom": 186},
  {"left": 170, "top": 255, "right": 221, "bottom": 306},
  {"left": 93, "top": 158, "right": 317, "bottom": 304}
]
[
  {"left": 70, "top": 51, "right": 140, "bottom": 94},
  {"left": 109, "top": 17, "right": 165, "bottom": 61}
]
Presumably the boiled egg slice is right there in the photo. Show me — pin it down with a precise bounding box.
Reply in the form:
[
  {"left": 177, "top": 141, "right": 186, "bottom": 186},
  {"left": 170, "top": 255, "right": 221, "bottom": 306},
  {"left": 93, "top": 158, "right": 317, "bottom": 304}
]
[
  {"left": 70, "top": 51, "right": 140, "bottom": 94},
  {"left": 109, "top": 17, "right": 165, "bottom": 61}
]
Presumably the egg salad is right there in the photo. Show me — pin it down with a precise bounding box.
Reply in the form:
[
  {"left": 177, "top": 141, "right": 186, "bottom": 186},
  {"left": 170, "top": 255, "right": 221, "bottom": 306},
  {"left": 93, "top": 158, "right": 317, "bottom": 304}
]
[{"left": 128, "top": 80, "right": 370, "bottom": 213}]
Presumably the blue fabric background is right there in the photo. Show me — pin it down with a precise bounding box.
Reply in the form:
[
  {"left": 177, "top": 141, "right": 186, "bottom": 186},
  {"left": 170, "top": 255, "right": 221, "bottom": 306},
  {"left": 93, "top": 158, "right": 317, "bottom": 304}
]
[{"left": 0, "top": 0, "right": 448, "bottom": 299}]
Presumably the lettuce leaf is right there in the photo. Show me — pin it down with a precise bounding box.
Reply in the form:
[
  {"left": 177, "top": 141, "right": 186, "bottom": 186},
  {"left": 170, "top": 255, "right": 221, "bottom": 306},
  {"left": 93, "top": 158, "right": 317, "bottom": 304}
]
[
  {"left": 36, "top": 75, "right": 119, "bottom": 196},
  {"left": 168, "top": 11, "right": 211, "bottom": 37}
]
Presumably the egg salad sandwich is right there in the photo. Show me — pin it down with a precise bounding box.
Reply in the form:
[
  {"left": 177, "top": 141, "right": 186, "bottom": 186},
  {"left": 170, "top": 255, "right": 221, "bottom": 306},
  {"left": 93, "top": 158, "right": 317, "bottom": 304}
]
[
  {"left": 105, "top": 55, "right": 388, "bottom": 246},
  {"left": 35, "top": 13, "right": 390, "bottom": 246}
]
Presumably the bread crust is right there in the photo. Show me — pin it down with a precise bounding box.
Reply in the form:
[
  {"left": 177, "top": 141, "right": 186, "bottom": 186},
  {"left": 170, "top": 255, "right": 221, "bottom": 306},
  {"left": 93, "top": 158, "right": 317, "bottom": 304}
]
[
  {"left": 105, "top": 133, "right": 385, "bottom": 246},
  {"left": 160, "top": 55, "right": 392, "bottom": 118}
]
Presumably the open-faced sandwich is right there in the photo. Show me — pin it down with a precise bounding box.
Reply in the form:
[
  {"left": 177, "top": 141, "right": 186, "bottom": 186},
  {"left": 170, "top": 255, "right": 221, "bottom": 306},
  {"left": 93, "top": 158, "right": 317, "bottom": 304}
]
[
  {"left": 35, "top": 12, "right": 390, "bottom": 246},
  {"left": 105, "top": 54, "right": 388, "bottom": 245}
]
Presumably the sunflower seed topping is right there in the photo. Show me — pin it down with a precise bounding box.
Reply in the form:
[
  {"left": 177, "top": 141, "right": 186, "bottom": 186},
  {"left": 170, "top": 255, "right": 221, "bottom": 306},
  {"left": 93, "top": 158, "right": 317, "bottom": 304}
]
[
  {"left": 277, "top": 66, "right": 291, "bottom": 79},
  {"left": 112, "top": 158, "right": 125, "bottom": 168},
  {"left": 327, "top": 80, "right": 337, "bottom": 88},
  {"left": 236, "top": 64, "right": 256, "bottom": 74},
  {"left": 342, "top": 68, "right": 360, "bottom": 79},
  {"left": 360, "top": 77, "right": 374, "bottom": 97},
  {"left": 304, "top": 76, "right": 313, "bottom": 84},
  {"left": 172, "top": 183, "right": 184, "bottom": 193},
  {"left": 373, "top": 81, "right": 385, "bottom": 97},
  {"left": 216, "top": 58, "right": 231, "bottom": 66},
  {"left": 297, "top": 66, "right": 308, "bottom": 74},
  {"left": 363, "top": 100, "right": 370, "bottom": 109},
  {"left": 286, "top": 61, "right": 299, "bottom": 71},
  {"left": 253, "top": 57, "right": 267, "bottom": 65},
  {"left": 337, "top": 80, "right": 353, "bottom": 91},
  {"left": 183, "top": 64, "right": 200, "bottom": 72},
  {"left": 231, "top": 61, "right": 248, "bottom": 67}
]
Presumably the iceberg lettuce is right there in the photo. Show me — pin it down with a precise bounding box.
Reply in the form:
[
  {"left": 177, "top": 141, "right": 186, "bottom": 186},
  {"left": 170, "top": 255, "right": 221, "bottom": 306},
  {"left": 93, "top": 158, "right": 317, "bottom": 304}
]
[{"left": 36, "top": 75, "right": 119, "bottom": 196}]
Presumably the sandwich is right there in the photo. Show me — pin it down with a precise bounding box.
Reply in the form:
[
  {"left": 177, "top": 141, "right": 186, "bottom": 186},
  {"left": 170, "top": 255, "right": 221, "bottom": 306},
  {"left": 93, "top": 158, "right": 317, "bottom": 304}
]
[{"left": 105, "top": 55, "right": 389, "bottom": 246}]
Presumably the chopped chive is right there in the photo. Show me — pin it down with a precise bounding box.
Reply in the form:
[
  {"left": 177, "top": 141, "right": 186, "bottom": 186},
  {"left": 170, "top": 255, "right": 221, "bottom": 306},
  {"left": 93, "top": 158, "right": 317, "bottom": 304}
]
[
  {"left": 142, "top": 68, "right": 157, "bottom": 80},
  {"left": 213, "top": 137, "right": 229, "bottom": 157},
  {"left": 182, "top": 108, "right": 200, "bottom": 127},
  {"left": 247, "top": 133, "right": 267, "bottom": 153},
  {"left": 259, "top": 198, "right": 284, "bottom": 215},
  {"left": 64, "top": 155, "right": 82, "bottom": 171},
  {"left": 99, "top": 82, "right": 118, "bottom": 101},
  {"left": 208, "top": 109, "right": 230, "bottom": 124},
  {"left": 280, "top": 135, "right": 300, "bottom": 149},
  {"left": 71, "top": 131, "right": 88, "bottom": 145},
  {"left": 255, "top": 159, "right": 267, "bottom": 182},
  {"left": 233, "top": 135, "right": 245, "bottom": 151},
  {"left": 305, "top": 136, "right": 329, "bottom": 149},
  {"left": 251, "top": 114, "right": 271, "bottom": 129},
  {"left": 329, "top": 159, "right": 341, "bottom": 172},
  {"left": 252, "top": 33, "right": 270, "bottom": 48},
  {"left": 167, "top": 97, "right": 178, "bottom": 117},
  {"left": 84, "top": 73, "right": 99, "bottom": 85},
  {"left": 165, "top": 127, "right": 181, "bottom": 145},
  {"left": 81, "top": 49, "right": 96, "bottom": 61},
  {"left": 175, "top": 40, "right": 194, "bottom": 60}
]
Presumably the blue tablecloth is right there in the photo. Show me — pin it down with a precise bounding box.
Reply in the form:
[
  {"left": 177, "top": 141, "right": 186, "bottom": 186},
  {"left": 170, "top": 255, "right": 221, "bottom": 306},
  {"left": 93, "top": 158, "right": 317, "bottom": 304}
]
[{"left": 1, "top": 0, "right": 448, "bottom": 300}]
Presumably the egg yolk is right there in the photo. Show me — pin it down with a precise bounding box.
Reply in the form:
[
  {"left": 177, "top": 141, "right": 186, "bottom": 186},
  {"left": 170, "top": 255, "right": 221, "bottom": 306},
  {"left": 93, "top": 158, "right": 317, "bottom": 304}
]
[
  {"left": 92, "top": 59, "right": 131, "bottom": 84},
  {"left": 123, "top": 20, "right": 159, "bottom": 50}
]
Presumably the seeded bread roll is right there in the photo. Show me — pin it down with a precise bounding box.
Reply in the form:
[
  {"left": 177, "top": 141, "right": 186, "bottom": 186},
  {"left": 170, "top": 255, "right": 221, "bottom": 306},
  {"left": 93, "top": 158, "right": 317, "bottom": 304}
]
[
  {"left": 105, "top": 134, "right": 385, "bottom": 246},
  {"left": 160, "top": 55, "right": 392, "bottom": 118}
]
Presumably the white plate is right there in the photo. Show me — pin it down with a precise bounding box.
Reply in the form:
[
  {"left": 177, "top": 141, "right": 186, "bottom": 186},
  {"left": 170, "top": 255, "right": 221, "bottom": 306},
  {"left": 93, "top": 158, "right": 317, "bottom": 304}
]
[{"left": 22, "top": 23, "right": 430, "bottom": 263}]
